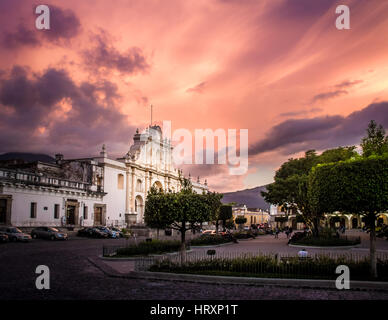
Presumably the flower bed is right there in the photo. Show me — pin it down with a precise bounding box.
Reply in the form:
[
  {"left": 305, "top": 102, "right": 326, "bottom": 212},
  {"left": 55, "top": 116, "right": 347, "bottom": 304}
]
[
  {"left": 189, "top": 234, "right": 235, "bottom": 246},
  {"left": 149, "top": 254, "right": 388, "bottom": 281},
  {"left": 112, "top": 240, "right": 183, "bottom": 257},
  {"left": 288, "top": 232, "right": 360, "bottom": 247}
]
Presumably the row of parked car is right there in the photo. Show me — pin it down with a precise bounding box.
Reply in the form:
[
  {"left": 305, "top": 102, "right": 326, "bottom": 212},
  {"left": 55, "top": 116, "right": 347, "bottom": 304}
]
[
  {"left": 0, "top": 225, "right": 125, "bottom": 243},
  {"left": 77, "top": 226, "right": 124, "bottom": 239},
  {"left": 0, "top": 226, "right": 68, "bottom": 242}
]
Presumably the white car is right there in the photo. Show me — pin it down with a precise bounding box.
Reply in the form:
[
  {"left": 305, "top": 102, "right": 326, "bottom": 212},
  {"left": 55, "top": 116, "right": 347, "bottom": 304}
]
[{"left": 202, "top": 230, "right": 216, "bottom": 235}]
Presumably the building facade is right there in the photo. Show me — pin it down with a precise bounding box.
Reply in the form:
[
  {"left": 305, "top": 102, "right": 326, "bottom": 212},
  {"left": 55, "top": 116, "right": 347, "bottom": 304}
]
[
  {"left": 0, "top": 125, "right": 208, "bottom": 228},
  {"left": 232, "top": 204, "right": 270, "bottom": 229},
  {"left": 269, "top": 205, "right": 388, "bottom": 230}
]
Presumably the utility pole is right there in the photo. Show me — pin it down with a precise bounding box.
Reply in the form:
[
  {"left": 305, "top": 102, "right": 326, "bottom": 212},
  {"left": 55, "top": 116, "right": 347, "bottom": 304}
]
[{"left": 150, "top": 104, "right": 153, "bottom": 126}]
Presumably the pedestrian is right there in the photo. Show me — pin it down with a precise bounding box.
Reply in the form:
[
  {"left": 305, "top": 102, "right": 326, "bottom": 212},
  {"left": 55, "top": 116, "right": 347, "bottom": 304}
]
[{"left": 274, "top": 227, "right": 279, "bottom": 239}]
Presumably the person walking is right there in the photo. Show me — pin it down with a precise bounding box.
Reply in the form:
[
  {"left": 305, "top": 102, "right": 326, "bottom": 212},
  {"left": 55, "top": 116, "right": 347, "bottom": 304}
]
[{"left": 274, "top": 227, "right": 279, "bottom": 239}]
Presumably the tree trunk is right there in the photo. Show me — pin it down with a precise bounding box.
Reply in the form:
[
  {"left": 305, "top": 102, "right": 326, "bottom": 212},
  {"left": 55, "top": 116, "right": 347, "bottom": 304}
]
[
  {"left": 180, "top": 228, "right": 186, "bottom": 265},
  {"left": 313, "top": 217, "right": 320, "bottom": 237},
  {"left": 370, "top": 217, "right": 377, "bottom": 278},
  {"left": 215, "top": 220, "right": 219, "bottom": 234}
]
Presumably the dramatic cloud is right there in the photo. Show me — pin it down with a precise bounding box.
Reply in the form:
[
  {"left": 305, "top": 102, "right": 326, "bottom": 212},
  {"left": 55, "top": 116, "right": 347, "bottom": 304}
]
[
  {"left": 186, "top": 81, "right": 207, "bottom": 93},
  {"left": 2, "top": 24, "right": 41, "bottom": 49},
  {"left": 311, "top": 90, "right": 348, "bottom": 103},
  {"left": 279, "top": 107, "right": 323, "bottom": 117},
  {"left": 82, "top": 31, "right": 150, "bottom": 75},
  {"left": 0, "top": 66, "right": 135, "bottom": 157},
  {"left": 310, "top": 80, "right": 363, "bottom": 104},
  {"left": 1, "top": 0, "right": 388, "bottom": 190},
  {"left": 42, "top": 5, "right": 81, "bottom": 42},
  {"left": 2, "top": 5, "right": 81, "bottom": 49},
  {"left": 249, "top": 102, "right": 388, "bottom": 156}
]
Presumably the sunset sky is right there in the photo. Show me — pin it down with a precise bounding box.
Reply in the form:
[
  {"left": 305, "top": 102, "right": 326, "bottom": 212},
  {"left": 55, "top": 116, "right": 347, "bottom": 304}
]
[{"left": 1, "top": 0, "right": 388, "bottom": 192}]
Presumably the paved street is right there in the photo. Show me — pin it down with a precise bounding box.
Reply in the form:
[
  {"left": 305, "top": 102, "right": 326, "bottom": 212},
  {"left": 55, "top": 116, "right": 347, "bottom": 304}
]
[{"left": 1, "top": 232, "right": 388, "bottom": 300}]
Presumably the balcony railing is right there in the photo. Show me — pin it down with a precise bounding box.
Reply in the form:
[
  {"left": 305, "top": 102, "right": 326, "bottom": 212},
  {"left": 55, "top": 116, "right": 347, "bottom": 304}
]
[{"left": 0, "top": 168, "right": 92, "bottom": 191}]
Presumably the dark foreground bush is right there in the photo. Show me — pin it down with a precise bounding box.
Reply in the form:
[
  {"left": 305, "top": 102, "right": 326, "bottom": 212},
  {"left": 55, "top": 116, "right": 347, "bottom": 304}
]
[
  {"left": 114, "top": 240, "right": 182, "bottom": 257},
  {"left": 149, "top": 254, "right": 388, "bottom": 281},
  {"left": 189, "top": 234, "right": 234, "bottom": 246}
]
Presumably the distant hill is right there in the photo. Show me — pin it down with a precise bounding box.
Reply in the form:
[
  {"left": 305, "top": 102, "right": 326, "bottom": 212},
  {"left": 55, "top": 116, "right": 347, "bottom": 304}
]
[
  {"left": 0, "top": 152, "right": 55, "bottom": 163},
  {"left": 221, "top": 185, "right": 270, "bottom": 210}
]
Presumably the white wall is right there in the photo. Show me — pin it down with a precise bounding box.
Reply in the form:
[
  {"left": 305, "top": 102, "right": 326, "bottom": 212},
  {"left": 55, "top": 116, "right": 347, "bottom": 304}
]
[
  {"left": 4, "top": 186, "right": 100, "bottom": 227},
  {"left": 102, "top": 164, "right": 127, "bottom": 225}
]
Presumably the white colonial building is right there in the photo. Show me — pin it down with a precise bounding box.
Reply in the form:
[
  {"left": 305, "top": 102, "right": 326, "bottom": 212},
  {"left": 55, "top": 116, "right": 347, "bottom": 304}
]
[{"left": 0, "top": 125, "right": 208, "bottom": 228}]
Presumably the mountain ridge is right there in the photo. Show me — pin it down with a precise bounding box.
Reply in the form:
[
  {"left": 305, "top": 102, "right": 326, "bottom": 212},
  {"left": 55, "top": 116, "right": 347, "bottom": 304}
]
[{"left": 221, "top": 185, "right": 270, "bottom": 210}]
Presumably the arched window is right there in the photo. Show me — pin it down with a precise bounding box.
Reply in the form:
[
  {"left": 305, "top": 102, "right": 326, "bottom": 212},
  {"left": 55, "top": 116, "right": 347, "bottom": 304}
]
[
  {"left": 117, "top": 174, "right": 124, "bottom": 189},
  {"left": 136, "top": 179, "right": 143, "bottom": 192}
]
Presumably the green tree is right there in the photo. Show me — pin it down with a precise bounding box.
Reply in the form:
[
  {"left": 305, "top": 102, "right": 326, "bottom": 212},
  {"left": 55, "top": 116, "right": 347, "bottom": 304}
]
[
  {"left": 308, "top": 156, "right": 388, "bottom": 278},
  {"left": 219, "top": 205, "right": 233, "bottom": 231},
  {"left": 144, "top": 178, "right": 213, "bottom": 263},
  {"left": 361, "top": 120, "right": 388, "bottom": 157},
  {"left": 262, "top": 147, "right": 357, "bottom": 236},
  {"left": 235, "top": 216, "right": 247, "bottom": 230},
  {"left": 144, "top": 186, "right": 169, "bottom": 239},
  {"left": 205, "top": 192, "right": 223, "bottom": 233}
]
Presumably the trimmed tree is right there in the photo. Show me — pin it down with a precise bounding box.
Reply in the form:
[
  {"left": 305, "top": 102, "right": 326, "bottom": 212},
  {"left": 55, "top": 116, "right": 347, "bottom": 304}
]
[
  {"left": 219, "top": 205, "right": 233, "bottom": 232},
  {"left": 262, "top": 147, "right": 357, "bottom": 236},
  {"left": 144, "top": 178, "right": 214, "bottom": 264},
  {"left": 308, "top": 156, "right": 388, "bottom": 278},
  {"left": 235, "top": 216, "right": 247, "bottom": 230}
]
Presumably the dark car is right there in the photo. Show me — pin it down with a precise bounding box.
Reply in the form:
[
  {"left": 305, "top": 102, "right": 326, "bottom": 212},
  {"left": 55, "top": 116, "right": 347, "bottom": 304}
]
[
  {"left": 31, "top": 227, "right": 68, "bottom": 240},
  {"left": 0, "top": 226, "right": 31, "bottom": 242},
  {"left": 0, "top": 232, "right": 9, "bottom": 243},
  {"left": 78, "top": 227, "right": 108, "bottom": 238},
  {"left": 96, "top": 226, "right": 120, "bottom": 238}
]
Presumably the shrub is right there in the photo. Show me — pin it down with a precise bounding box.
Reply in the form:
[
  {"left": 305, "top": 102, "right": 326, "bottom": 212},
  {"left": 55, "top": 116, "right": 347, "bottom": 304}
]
[
  {"left": 114, "top": 240, "right": 182, "bottom": 257},
  {"left": 233, "top": 231, "right": 255, "bottom": 239},
  {"left": 189, "top": 234, "right": 234, "bottom": 246},
  {"left": 289, "top": 234, "right": 360, "bottom": 246},
  {"left": 149, "top": 254, "right": 388, "bottom": 281}
]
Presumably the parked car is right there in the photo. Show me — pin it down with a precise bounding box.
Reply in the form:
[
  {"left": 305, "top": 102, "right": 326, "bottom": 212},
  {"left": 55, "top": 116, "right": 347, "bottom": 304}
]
[
  {"left": 31, "top": 227, "right": 68, "bottom": 240},
  {"left": 0, "top": 226, "right": 32, "bottom": 242},
  {"left": 110, "top": 227, "right": 124, "bottom": 238},
  {"left": 202, "top": 230, "right": 216, "bottom": 235},
  {"left": 96, "top": 226, "right": 120, "bottom": 238},
  {"left": 0, "top": 232, "right": 9, "bottom": 243},
  {"left": 77, "top": 227, "right": 108, "bottom": 238}
]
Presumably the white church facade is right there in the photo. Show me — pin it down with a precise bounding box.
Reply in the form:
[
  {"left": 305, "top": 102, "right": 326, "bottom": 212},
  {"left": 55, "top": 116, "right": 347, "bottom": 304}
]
[{"left": 0, "top": 125, "right": 208, "bottom": 228}]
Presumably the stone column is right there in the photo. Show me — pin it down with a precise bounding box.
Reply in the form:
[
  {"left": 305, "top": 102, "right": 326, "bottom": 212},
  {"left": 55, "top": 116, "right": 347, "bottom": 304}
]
[
  {"left": 144, "top": 171, "right": 149, "bottom": 196},
  {"left": 148, "top": 172, "right": 152, "bottom": 192},
  {"left": 125, "top": 170, "right": 130, "bottom": 213},
  {"left": 131, "top": 167, "right": 135, "bottom": 212}
]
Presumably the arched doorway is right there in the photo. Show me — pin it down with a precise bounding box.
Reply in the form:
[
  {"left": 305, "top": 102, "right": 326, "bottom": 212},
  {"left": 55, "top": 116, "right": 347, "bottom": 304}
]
[{"left": 135, "top": 195, "right": 144, "bottom": 221}]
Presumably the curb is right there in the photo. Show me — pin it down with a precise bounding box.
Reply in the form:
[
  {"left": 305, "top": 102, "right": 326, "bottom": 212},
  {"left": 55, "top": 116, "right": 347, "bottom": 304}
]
[
  {"left": 87, "top": 256, "right": 388, "bottom": 292},
  {"left": 99, "top": 250, "right": 194, "bottom": 261},
  {"left": 288, "top": 244, "right": 361, "bottom": 249},
  {"left": 190, "top": 242, "right": 235, "bottom": 249}
]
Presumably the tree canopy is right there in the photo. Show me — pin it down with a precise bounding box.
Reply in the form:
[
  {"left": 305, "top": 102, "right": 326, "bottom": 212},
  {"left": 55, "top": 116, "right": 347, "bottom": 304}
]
[
  {"left": 261, "top": 147, "right": 357, "bottom": 235},
  {"left": 308, "top": 155, "right": 388, "bottom": 277},
  {"left": 361, "top": 120, "right": 388, "bottom": 157},
  {"left": 144, "top": 178, "right": 222, "bottom": 262}
]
